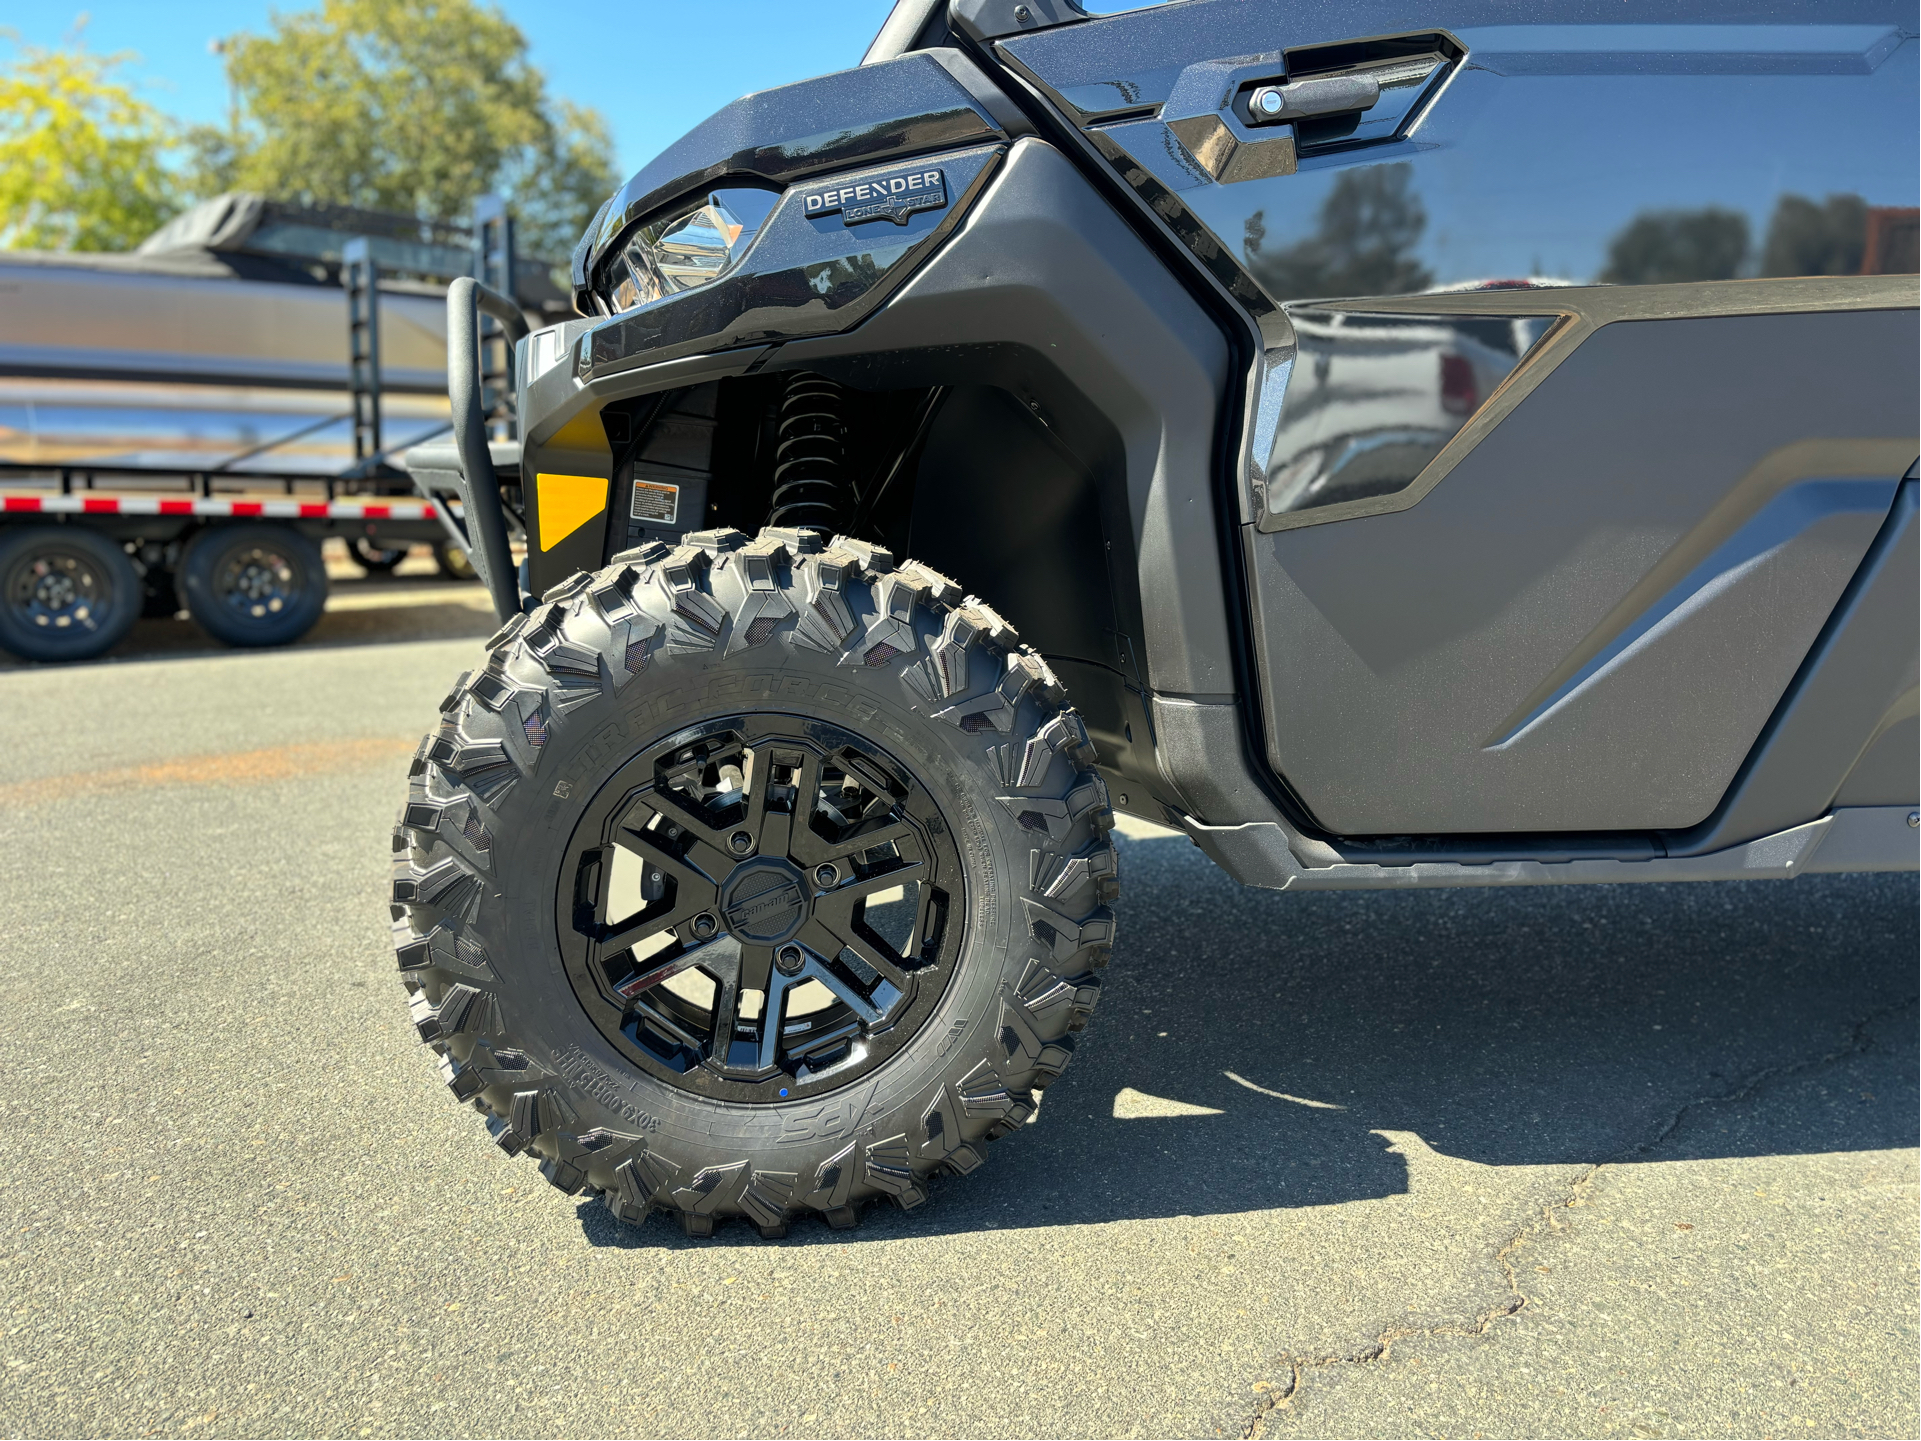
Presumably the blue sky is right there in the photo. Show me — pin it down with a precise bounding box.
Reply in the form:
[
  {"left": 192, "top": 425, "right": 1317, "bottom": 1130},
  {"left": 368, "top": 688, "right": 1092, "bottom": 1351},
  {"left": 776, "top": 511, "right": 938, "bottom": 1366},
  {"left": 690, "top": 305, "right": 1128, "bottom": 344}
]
[
  {"left": 7, "top": 3, "right": 1163, "bottom": 181},
  {"left": 13, "top": 5, "right": 1908, "bottom": 284},
  {"left": 4, "top": 2, "right": 898, "bottom": 180}
]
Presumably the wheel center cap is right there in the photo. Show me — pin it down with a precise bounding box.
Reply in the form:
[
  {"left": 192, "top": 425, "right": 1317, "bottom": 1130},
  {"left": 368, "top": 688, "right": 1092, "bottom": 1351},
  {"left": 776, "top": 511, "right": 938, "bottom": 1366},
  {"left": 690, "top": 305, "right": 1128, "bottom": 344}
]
[{"left": 719, "top": 857, "right": 809, "bottom": 945}]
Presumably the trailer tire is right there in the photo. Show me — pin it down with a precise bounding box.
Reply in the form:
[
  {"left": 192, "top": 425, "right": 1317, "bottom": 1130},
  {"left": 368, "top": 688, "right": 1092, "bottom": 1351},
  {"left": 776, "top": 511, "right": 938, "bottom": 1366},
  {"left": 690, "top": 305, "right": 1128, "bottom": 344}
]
[
  {"left": 179, "top": 522, "right": 328, "bottom": 648},
  {"left": 0, "top": 524, "right": 142, "bottom": 663},
  {"left": 391, "top": 527, "right": 1117, "bottom": 1236},
  {"left": 434, "top": 540, "right": 478, "bottom": 581}
]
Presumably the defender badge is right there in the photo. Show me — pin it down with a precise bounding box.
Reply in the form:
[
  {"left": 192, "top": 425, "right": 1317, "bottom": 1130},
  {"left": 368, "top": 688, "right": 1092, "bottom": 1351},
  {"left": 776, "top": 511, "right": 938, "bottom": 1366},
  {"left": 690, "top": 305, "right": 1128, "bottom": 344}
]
[{"left": 803, "top": 168, "right": 947, "bottom": 226}]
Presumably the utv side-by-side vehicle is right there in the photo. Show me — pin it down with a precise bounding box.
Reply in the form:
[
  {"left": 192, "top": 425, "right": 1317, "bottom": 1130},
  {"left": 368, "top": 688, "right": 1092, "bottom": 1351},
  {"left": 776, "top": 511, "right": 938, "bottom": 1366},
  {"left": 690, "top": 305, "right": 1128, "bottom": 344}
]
[{"left": 391, "top": 0, "right": 1920, "bottom": 1236}]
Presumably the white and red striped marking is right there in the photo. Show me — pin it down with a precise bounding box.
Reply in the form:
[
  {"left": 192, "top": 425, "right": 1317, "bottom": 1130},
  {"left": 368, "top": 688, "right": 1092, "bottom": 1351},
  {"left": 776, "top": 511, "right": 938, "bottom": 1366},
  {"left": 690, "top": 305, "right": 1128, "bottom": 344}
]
[{"left": 1, "top": 491, "right": 441, "bottom": 521}]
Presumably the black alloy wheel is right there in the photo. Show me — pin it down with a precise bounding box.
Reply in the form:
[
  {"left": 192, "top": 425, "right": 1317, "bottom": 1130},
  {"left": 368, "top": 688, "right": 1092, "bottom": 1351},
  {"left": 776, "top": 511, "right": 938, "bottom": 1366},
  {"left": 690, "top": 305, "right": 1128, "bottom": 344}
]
[
  {"left": 179, "top": 522, "right": 329, "bottom": 648},
  {"left": 558, "top": 716, "right": 964, "bottom": 1103},
  {"left": 0, "top": 524, "right": 141, "bottom": 663}
]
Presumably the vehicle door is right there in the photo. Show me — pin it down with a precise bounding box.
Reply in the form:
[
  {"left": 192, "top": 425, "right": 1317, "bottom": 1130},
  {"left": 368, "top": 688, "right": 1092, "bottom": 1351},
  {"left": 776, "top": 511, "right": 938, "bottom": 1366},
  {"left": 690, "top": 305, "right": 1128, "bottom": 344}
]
[{"left": 998, "top": 0, "right": 1919, "bottom": 836}]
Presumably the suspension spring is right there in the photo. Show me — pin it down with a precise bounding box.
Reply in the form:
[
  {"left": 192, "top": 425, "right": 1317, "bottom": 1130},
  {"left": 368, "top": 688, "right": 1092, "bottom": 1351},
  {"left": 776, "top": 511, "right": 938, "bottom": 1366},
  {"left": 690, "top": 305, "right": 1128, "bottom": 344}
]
[{"left": 767, "top": 372, "right": 850, "bottom": 533}]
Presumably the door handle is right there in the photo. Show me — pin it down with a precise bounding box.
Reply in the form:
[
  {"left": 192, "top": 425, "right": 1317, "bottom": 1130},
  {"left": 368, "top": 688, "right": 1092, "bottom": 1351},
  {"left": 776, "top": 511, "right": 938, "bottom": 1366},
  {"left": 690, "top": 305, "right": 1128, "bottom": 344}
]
[
  {"left": 1247, "top": 74, "right": 1380, "bottom": 124},
  {"left": 1162, "top": 34, "right": 1460, "bottom": 185}
]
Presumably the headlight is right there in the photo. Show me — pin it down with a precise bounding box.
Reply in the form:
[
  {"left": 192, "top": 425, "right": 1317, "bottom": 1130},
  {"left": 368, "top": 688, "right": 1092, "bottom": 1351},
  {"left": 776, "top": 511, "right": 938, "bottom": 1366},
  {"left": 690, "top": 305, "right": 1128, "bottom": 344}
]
[{"left": 604, "top": 187, "right": 780, "bottom": 314}]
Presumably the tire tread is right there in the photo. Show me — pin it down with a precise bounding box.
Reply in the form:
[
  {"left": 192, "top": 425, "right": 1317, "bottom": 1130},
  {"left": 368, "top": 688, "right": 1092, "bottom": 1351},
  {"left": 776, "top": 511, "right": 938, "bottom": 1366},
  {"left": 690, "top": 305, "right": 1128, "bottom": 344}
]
[{"left": 390, "top": 526, "right": 1118, "bottom": 1236}]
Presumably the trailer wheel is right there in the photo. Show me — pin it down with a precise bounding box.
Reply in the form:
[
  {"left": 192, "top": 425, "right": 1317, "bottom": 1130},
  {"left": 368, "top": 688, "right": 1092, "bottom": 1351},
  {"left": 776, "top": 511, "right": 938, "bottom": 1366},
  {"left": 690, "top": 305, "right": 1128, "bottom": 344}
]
[
  {"left": 0, "top": 525, "right": 142, "bottom": 663},
  {"left": 433, "top": 541, "right": 478, "bottom": 581},
  {"left": 179, "top": 523, "right": 328, "bottom": 648}
]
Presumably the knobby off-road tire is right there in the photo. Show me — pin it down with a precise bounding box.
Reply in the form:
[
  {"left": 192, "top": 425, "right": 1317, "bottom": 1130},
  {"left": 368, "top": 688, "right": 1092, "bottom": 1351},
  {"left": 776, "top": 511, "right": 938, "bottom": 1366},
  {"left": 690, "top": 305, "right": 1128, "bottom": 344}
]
[{"left": 390, "top": 526, "right": 1118, "bottom": 1236}]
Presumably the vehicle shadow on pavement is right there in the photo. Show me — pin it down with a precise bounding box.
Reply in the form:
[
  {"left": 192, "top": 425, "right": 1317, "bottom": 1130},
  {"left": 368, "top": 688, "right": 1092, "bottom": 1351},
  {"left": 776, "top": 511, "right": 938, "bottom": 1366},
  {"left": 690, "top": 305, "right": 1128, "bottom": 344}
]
[{"left": 576, "top": 830, "right": 1918, "bottom": 1248}]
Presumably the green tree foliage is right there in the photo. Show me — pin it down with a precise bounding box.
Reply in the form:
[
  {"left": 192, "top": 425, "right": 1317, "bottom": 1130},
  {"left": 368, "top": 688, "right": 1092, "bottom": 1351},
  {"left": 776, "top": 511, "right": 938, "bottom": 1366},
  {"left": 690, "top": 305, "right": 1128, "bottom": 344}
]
[
  {"left": 1759, "top": 192, "right": 1867, "bottom": 277},
  {"left": 0, "top": 30, "right": 180, "bottom": 251},
  {"left": 193, "top": 0, "right": 617, "bottom": 258},
  {"left": 1599, "top": 206, "right": 1750, "bottom": 284},
  {"left": 1244, "top": 164, "right": 1434, "bottom": 302}
]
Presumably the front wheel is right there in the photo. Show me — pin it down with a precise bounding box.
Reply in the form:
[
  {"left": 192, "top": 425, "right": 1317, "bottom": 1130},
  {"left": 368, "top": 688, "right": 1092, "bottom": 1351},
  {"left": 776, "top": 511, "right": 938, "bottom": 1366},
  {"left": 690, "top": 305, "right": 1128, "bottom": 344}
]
[
  {"left": 179, "top": 522, "right": 328, "bottom": 648},
  {"left": 0, "top": 525, "right": 142, "bottom": 663},
  {"left": 391, "top": 528, "right": 1116, "bottom": 1236}
]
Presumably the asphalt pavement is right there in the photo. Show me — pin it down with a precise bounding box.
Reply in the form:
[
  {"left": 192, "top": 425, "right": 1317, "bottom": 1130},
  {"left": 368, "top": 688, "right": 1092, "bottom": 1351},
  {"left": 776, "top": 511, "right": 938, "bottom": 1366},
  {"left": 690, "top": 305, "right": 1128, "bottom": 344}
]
[{"left": 0, "top": 578, "right": 1914, "bottom": 1439}]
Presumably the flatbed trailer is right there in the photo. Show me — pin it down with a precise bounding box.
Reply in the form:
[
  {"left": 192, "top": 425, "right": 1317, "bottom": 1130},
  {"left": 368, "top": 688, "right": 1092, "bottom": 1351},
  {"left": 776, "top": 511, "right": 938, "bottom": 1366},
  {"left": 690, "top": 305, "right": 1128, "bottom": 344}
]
[
  {"left": 0, "top": 193, "right": 555, "bottom": 662},
  {"left": 0, "top": 476, "right": 468, "bottom": 661}
]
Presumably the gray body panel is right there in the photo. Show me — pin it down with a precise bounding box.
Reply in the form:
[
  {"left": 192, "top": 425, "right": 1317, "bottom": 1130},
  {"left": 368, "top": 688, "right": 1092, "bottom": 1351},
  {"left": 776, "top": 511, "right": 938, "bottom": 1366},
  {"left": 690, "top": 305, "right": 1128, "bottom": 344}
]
[
  {"left": 1185, "top": 804, "right": 1917, "bottom": 892},
  {"left": 1248, "top": 306, "right": 1916, "bottom": 834},
  {"left": 986, "top": 0, "right": 1919, "bottom": 858},
  {"left": 1675, "top": 478, "right": 1919, "bottom": 851}
]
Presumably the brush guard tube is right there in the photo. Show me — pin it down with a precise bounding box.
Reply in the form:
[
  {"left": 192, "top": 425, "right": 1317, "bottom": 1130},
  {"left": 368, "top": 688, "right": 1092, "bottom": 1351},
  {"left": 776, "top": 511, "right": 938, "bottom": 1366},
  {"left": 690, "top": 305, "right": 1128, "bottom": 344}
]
[{"left": 447, "top": 277, "right": 529, "bottom": 622}]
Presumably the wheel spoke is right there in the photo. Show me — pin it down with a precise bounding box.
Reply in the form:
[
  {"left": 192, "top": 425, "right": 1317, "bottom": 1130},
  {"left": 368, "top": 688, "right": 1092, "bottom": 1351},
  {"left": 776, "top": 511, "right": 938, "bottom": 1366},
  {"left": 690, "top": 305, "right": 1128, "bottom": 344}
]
[
  {"left": 645, "top": 784, "right": 737, "bottom": 858},
  {"left": 607, "top": 931, "right": 721, "bottom": 999},
  {"left": 705, "top": 949, "right": 778, "bottom": 1075},
  {"left": 841, "top": 815, "right": 917, "bottom": 857},
  {"left": 737, "top": 744, "right": 774, "bottom": 848},
  {"left": 796, "top": 953, "right": 885, "bottom": 1024},
  {"left": 626, "top": 989, "right": 707, "bottom": 1052},
  {"left": 798, "top": 916, "right": 909, "bottom": 992},
  {"left": 818, "top": 856, "right": 926, "bottom": 910},
  {"left": 611, "top": 806, "right": 727, "bottom": 889},
  {"left": 736, "top": 943, "right": 774, "bottom": 997},
  {"left": 781, "top": 753, "right": 829, "bottom": 862},
  {"left": 755, "top": 967, "right": 798, "bottom": 1072},
  {"left": 809, "top": 859, "right": 929, "bottom": 975},
  {"left": 600, "top": 889, "right": 703, "bottom": 954},
  {"left": 791, "top": 813, "right": 917, "bottom": 869},
  {"left": 596, "top": 830, "right": 719, "bottom": 949}
]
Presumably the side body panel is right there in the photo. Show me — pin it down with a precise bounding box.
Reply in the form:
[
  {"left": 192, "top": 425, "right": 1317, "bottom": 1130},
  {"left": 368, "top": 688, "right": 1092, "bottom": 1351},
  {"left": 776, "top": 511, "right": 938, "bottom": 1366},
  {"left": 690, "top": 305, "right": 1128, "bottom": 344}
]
[
  {"left": 1000, "top": 0, "right": 1919, "bottom": 837},
  {"left": 1676, "top": 478, "right": 1918, "bottom": 850},
  {"left": 1250, "top": 305, "right": 1915, "bottom": 833}
]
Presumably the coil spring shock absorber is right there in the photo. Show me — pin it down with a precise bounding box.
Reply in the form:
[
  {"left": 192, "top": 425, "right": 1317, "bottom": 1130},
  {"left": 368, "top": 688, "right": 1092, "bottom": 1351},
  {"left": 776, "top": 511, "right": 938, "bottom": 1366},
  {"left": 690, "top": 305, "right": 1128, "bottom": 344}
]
[{"left": 768, "top": 372, "right": 849, "bottom": 533}]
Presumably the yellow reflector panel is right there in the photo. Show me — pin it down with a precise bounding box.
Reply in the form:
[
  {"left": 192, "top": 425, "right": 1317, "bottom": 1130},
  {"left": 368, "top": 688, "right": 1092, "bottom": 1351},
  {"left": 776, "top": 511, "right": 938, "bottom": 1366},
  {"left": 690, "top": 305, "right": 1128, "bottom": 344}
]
[{"left": 535, "top": 473, "right": 607, "bottom": 551}]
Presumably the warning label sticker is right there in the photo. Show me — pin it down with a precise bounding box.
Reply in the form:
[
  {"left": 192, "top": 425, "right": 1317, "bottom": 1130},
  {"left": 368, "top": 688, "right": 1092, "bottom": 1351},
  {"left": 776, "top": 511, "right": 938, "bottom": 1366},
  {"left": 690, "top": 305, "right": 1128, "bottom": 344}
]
[{"left": 630, "top": 479, "right": 679, "bottom": 525}]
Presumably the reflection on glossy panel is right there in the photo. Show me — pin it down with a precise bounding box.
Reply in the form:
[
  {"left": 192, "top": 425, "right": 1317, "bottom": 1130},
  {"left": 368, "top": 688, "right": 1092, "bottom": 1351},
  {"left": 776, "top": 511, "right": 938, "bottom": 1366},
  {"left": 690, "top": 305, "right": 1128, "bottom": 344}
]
[
  {"left": 0, "top": 379, "right": 449, "bottom": 474},
  {"left": 1007, "top": 4, "right": 1919, "bottom": 300},
  {"left": 606, "top": 188, "right": 781, "bottom": 314},
  {"left": 1258, "top": 307, "right": 1556, "bottom": 520}
]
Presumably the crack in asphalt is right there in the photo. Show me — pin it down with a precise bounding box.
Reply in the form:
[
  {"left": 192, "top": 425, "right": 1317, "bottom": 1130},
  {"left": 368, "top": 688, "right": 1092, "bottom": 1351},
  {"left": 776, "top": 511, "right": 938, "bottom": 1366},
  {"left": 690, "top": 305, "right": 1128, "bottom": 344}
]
[{"left": 1238, "top": 993, "right": 1921, "bottom": 1438}]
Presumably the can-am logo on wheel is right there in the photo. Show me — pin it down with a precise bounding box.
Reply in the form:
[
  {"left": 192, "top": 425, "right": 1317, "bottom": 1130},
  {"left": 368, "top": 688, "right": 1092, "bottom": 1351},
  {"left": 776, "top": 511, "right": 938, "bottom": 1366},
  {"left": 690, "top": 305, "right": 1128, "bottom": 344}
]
[{"left": 803, "top": 168, "right": 947, "bottom": 226}]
